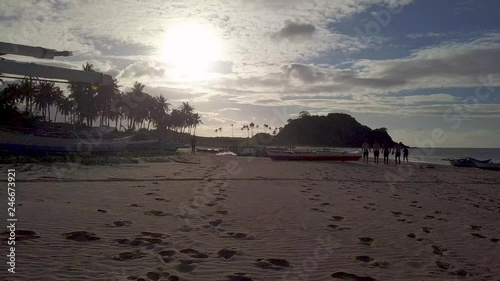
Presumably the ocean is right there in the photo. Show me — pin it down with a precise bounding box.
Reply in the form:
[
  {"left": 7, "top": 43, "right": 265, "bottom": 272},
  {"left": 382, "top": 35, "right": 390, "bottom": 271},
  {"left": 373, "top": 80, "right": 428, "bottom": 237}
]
[
  {"left": 405, "top": 147, "right": 500, "bottom": 165},
  {"left": 305, "top": 147, "right": 500, "bottom": 165},
  {"left": 197, "top": 146, "right": 500, "bottom": 166}
]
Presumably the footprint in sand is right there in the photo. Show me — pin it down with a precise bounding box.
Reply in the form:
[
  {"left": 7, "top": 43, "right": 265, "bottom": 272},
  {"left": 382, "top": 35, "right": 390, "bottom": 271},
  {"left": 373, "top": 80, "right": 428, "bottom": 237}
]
[
  {"left": 144, "top": 271, "right": 171, "bottom": 280},
  {"left": 109, "top": 220, "right": 133, "bottom": 227},
  {"left": 174, "top": 261, "right": 197, "bottom": 273},
  {"left": 62, "top": 231, "right": 100, "bottom": 242},
  {"left": 331, "top": 216, "right": 344, "bottom": 222},
  {"left": 470, "top": 225, "right": 482, "bottom": 230},
  {"left": 97, "top": 209, "right": 107, "bottom": 213},
  {"left": 113, "top": 250, "right": 148, "bottom": 261},
  {"left": 154, "top": 198, "right": 169, "bottom": 202},
  {"left": 216, "top": 210, "right": 229, "bottom": 215},
  {"left": 435, "top": 260, "right": 451, "bottom": 270},
  {"left": 331, "top": 272, "right": 377, "bottom": 281},
  {"left": 432, "top": 244, "right": 447, "bottom": 256},
  {"left": 209, "top": 219, "right": 223, "bottom": 227},
  {"left": 370, "top": 261, "right": 389, "bottom": 268},
  {"left": 355, "top": 256, "right": 374, "bottom": 263},
  {"left": 310, "top": 208, "right": 326, "bottom": 213},
  {"left": 144, "top": 210, "right": 171, "bottom": 216},
  {"left": 218, "top": 248, "right": 238, "bottom": 260},
  {"left": 145, "top": 192, "right": 160, "bottom": 196},
  {"left": 471, "top": 233, "right": 487, "bottom": 239},
  {"left": 407, "top": 233, "right": 416, "bottom": 238},
  {"left": 129, "top": 203, "right": 144, "bottom": 207},
  {"left": 226, "top": 274, "right": 253, "bottom": 281},
  {"left": 359, "top": 237, "right": 374, "bottom": 246},
  {"left": 422, "top": 227, "right": 433, "bottom": 233},
  {"left": 1, "top": 230, "right": 40, "bottom": 241},
  {"left": 180, "top": 248, "right": 209, "bottom": 259},
  {"left": 255, "top": 258, "right": 291, "bottom": 270},
  {"left": 222, "top": 232, "right": 249, "bottom": 239},
  {"left": 141, "top": 232, "right": 168, "bottom": 238},
  {"left": 391, "top": 211, "right": 403, "bottom": 217}
]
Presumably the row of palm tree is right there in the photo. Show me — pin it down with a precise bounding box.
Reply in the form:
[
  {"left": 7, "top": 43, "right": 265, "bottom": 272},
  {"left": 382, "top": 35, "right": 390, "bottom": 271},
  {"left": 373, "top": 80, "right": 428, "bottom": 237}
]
[
  {"left": 220, "top": 123, "right": 283, "bottom": 138},
  {"left": 0, "top": 63, "right": 202, "bottom": 134}
]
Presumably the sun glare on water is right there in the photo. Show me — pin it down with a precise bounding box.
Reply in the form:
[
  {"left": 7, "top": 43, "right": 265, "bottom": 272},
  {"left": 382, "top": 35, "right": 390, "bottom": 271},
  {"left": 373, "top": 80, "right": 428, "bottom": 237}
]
[{"left": 162, "top": 23, "right": 222, "bottom": 81}]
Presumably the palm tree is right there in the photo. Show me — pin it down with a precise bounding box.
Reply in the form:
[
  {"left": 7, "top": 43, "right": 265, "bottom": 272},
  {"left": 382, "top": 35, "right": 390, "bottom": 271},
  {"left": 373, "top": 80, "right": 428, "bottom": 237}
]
[
  {"left": 249, "top": 122, "right": 255, "bottom": 138},
  {"left": 180, "top": 102, "right": 194, "bottom": 133},
  {"left": 34, "top": 81, "right": 62, "bottom": 122},
  {"left": 57, "top": 96, "right": 74, "bottom": 124},
  {"left": 18, "top": 78, "right": 35, "bottom": 112},
  {"left": 218, "top": 127, "right": 222, "bottom": 137},
  {"left": 191, "top": 113, "right": 202, "bottom": 135},
  {"left": 0, "top": 83, "right": 20, "bottom": 110},
  {"left": 215, "top": 128, "right": 219, "bottom": 136},
  {"left": 231, "top": 124, "right": 234, "bottom": 137},
  {"left": 151, "top": 94, "right": 171, "bottom": 131}
]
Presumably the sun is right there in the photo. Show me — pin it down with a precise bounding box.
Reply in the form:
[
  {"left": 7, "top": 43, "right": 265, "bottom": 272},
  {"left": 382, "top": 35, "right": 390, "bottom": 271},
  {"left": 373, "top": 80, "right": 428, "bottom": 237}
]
[{"left": 162, "top": 23, "right": 222, "bottom": 80}]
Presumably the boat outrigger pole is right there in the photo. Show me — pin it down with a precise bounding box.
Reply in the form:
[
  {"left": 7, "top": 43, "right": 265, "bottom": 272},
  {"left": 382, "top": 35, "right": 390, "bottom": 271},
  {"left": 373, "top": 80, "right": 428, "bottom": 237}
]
[{"left": 0, "top": 41, "right": 113, "bottom": 85}]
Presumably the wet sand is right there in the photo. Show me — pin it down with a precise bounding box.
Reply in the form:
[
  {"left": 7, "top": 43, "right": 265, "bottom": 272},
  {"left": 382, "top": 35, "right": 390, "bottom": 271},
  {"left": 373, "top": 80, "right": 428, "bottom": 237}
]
[{"left": 1, "top": 155, "right": 499, "bottom": 280}]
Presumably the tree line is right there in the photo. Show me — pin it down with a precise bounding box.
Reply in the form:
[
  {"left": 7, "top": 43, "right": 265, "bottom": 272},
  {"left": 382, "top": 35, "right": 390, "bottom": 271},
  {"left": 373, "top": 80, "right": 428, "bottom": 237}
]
[{"left": 0, "top": 62, "right": 202, "bottom": 134}]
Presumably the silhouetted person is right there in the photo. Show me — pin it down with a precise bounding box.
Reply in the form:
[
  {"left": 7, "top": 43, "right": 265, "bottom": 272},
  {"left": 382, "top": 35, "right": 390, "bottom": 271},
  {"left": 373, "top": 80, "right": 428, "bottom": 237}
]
[
  {"left": 373, "top": 141, "right": 380, "bottom": 164},
  {"left": 382, "top": 143, "right": 390, "bottom": 164},
  {"left": 403, "top": 146, "right": 409, "bottom": 163},
  {"left": 361, "top": 140, "right": 371, "bottom": 164},
  {"left": 191, "top": 135, "right": 197, "bottom": 154},
  {"left": 392, "top": 142, "right": 403, "bottom": 165}
]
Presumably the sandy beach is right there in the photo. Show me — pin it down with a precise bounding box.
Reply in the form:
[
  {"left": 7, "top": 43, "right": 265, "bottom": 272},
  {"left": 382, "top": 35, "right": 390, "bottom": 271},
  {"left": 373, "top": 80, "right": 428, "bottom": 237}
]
[{"left": 1, "top": 155, "right": 499, "bottom": 281}]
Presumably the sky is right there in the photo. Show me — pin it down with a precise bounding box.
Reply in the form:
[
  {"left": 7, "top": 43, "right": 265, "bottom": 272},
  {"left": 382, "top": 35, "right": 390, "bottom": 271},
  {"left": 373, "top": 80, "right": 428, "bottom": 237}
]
[{"left": 1, "top": 0, "right": 499, "bottom": 147}]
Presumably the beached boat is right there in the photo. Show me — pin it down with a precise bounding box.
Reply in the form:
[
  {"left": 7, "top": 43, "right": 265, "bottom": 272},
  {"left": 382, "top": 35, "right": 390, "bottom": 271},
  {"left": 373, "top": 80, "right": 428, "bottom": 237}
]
[
  {"left": 0, "top": 128, "right": 133, "bottom": 153},
  {"left": 267, "top": 150, "right": 362, "bottom": 161},
  {"left": 228, "top": 145, "right": 258, "bottom": 156},
  {"left": 474, "top": 162, "right": 500, "bottom": 171},
  {"left": 447, "top": 157, "right": 491, "bottom": 167},
  {"left": 196, "top": 148, "right": 221, "bottom": 153}
]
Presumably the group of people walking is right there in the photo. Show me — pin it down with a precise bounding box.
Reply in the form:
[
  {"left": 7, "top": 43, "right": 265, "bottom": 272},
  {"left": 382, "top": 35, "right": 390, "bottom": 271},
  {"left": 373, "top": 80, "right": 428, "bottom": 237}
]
[{"left": 362, "top": 141, "right": 408, "bottom": 165}]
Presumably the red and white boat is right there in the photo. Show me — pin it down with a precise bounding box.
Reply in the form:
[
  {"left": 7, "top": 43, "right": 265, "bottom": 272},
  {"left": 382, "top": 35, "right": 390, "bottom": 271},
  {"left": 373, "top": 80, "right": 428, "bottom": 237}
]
[{"left": 267, "top": 149, "right": 362, "bottom": 161}]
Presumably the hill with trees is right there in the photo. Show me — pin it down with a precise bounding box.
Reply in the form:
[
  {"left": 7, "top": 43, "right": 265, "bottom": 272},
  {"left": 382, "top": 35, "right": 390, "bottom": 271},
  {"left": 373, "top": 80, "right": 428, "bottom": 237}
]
[{"left": 272, "top": 112, "right": 395, "bottom": 147}]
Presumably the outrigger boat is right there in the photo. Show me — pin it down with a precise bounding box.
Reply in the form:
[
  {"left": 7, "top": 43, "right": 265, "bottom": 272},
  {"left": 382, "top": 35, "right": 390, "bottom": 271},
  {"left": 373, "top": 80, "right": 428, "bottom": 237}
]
[
  {"left": 446, "top": 157, "right": 491, "bottom": 168},
  {"left": 474, "top": 161, "right": 500, "bottom": 171},
  {"left": 267, "top": 149, "right": 362, "bottom": 161},
  {"left": 0, "top": 127, "right": 133, "bottom": 154}
]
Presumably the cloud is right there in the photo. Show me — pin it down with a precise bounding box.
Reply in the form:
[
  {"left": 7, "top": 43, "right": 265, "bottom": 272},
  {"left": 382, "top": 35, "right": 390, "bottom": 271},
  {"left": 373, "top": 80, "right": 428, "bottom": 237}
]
[
  {"left": 407, "top": 32, "right": 446, "bottom": 39},
  {"left": 219, "top": 107, "right": 242, "bottom": 111},
  {"left": 352, "top": 33, "right": 500, "bottom": 90},
  {"left": 282, "top": 64, "right": 325, "bottom": 83},
  {"left": 116, "top": 61, "right": 165, "bottom": 84},
  {"left": 205, "top": 61, "right": 233, "bottom": 74},
  {"left": 271, "top": 20, "right": 316, "bottom": 42}
]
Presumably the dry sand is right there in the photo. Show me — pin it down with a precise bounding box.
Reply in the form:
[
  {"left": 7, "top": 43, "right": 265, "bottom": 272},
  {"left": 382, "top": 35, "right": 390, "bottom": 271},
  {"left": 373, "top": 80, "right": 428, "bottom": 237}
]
[{"left": 1, "top": 155, "right": 499, "bottom": 281}]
